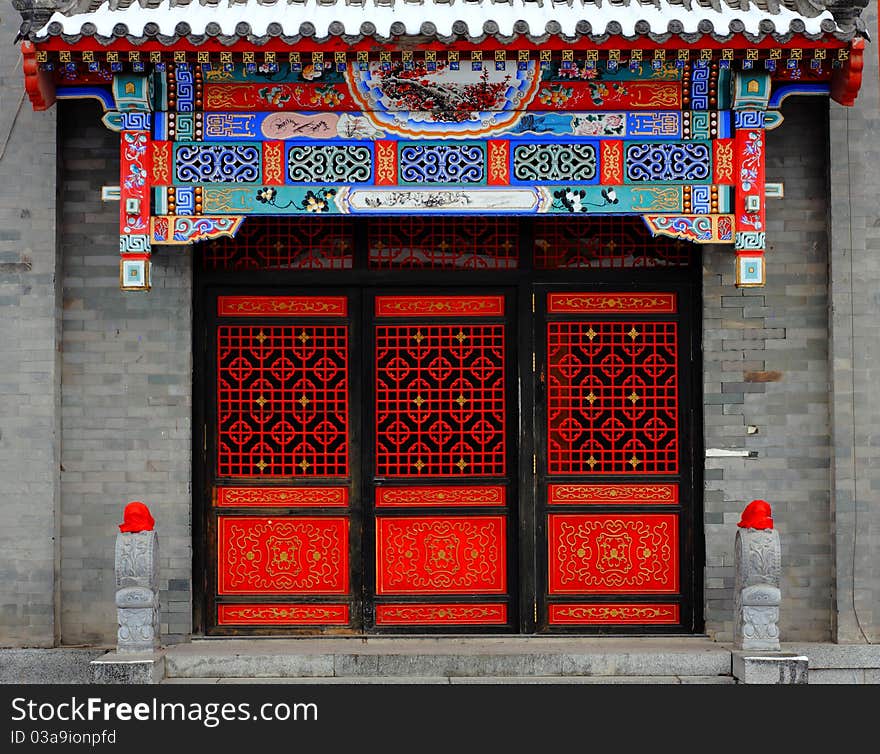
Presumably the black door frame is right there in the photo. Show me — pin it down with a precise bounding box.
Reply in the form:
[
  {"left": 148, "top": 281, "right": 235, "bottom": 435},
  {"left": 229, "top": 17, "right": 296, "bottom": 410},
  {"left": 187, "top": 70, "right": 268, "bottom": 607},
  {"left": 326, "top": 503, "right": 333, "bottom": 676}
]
[{"left": 193, "top": 242, "right": 704, "bottom": 636}]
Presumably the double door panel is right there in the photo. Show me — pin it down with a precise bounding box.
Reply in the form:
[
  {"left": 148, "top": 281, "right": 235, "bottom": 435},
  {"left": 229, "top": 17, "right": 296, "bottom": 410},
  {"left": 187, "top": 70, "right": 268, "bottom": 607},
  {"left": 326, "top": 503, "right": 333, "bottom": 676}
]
[{"left": 205, "top": 290, "right": 517, "bottom": 633}]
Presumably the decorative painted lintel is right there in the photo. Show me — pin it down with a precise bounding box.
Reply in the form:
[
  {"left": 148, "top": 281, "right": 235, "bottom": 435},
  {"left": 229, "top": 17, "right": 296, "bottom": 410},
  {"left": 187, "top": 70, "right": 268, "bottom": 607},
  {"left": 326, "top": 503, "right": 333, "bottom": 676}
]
[
  {"left": 151, "top": 215, "right": 245, "bottom": 245},
  {"left": 641, "top": 214, "right": 734, "bottom": 244}
]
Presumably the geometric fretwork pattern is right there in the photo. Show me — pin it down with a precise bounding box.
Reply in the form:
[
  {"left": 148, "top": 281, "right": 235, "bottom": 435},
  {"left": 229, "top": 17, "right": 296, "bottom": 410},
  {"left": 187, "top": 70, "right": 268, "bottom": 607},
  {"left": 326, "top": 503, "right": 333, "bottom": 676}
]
[
  {"left": 532, "top": 217, "right": 694, "bottom": 269},
  {"left": 368, "top": 216, "right": 519, "bottom": 270},
  {"left": 547, "top": 322, "right": 678, "bottom": 474},
  {"left": 375, "top": 325, "right": 506, "bottom": 476},
  {"left": 200, "top": 217, "right": 354, "bottom": 271},
  {"left": 217, "top": 326, "right": 349, "bottom": 476}
]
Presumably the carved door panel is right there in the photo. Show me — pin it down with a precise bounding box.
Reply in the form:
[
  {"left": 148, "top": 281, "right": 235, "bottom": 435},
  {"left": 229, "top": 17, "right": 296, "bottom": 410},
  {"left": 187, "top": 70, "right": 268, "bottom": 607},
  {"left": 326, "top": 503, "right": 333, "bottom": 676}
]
[{"left": 536, "top": 288, "right": 698, "bottom": 632}]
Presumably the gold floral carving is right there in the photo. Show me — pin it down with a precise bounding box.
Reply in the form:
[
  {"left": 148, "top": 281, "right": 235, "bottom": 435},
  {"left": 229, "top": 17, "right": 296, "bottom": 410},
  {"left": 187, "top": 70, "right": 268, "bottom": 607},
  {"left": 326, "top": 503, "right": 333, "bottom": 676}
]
[
  {"left": 376, "top": 296, "right": 504, "bottom": 317},
  {"left": 218, "top": 296, "right": 347, "bottom": 317},
  {"left": 630, "top": 82, "right": 681, "bottom": 108},
  {"left": 378, "top": 518, "right": 504, "bottom": 593},
  {"left": 204, "top": 188, "right": 253, "bottom": 213},
  {"left": 218, "top": 487, "right": 348, "bottom": 507},
  {"left": 488, "top": 141, "right": 509, "bottom": 184},
  {"left": 151, "top": 142, "right": 170, "bottom": 184},
  {"left": 549, "top": 484, "right": 677, "bottom": 505},
  {"left": 378, "top": 487, "right": 504, "bottom": 506},
  {"left": 377, "top": 604, "right": 506, "bottom": 624},
  {"left": 263, "top": 142, "right": 284, "bottom": 185},
  {"left": 375, "top": 141, "right": 396, "bottom": 184},
  {"left": 220, "top": 519, "right": 347, "bottom": 594},
  {"left": 715, "top": 141, "right": 734, "bottom": 182},
  {"left": 218, "top": 604, "right": 348, "bottom": 624},
  {"left": 550, "top": 605, "right": 677, "bottom": 623},
  {"left": 631, "top": 187, "right": 681, "bottom": 211},
  {"left": 601, "top": 142, "right": 622, "bottom": 183},
  {"left": 547, "top": 293, "right": 676, "bottom": 314},
  {"left": 553, "top": 517, "right": 674, "bottom": 591}
]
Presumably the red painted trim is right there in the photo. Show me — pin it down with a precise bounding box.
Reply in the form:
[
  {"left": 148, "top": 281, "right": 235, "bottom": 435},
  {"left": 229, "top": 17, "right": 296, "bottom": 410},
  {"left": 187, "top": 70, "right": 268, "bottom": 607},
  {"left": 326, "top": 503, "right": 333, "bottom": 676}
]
[
  {"left": 734, "top": 127, "right": 765, "bottom": 247},
  {"left": 217, "top": 295, "right": 348, "bottom": 317},
  {"left": 548, "top": 484, "right": 679, "bottom": 506},
  {"left": 376, "top": 486, "right": 506, "bottom": 508},
  {"left": 831, "top": 38, "right": 865, "bottom": 107},
  {"left": 548, "top": 603, "right": 680, "bottom": 625},
  {"left": 216, "top": 487, "right": 349, "bottom": 507},
  {"left": 217, "top": 603, "right": 350, "bottom": 625},
  {"left": 547, "top": 292, "right": 677, "bottom": 314},
  {"left": 376, "top": 603, "right": 507, "bottom": 625},
  {"left": 375, "top": 295, "right": 504, "bottom": 317},
  {"left": 21, "top": 42, "right": 55, "bottom": 111}
]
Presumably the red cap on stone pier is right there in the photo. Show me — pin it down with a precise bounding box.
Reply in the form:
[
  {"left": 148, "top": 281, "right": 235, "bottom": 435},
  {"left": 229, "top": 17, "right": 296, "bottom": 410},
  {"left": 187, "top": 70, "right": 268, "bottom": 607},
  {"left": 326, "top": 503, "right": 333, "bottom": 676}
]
[
  {"left": 119, "top": 501, "right": 155, "bottom": 533},
  {"left": 737, "top": 499, "right": 774, "bottom": 530}
]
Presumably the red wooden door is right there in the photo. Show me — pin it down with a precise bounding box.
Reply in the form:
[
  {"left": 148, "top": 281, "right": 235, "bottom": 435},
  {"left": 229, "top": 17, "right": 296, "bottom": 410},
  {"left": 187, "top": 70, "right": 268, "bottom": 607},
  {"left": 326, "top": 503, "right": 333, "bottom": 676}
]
[
  {"left": 367, "top": 292, "right": 517, "bottom": 631},
  {"left": 537, "top": 289, "right": 695, "bottom": 631},
  {"left": 208, "top": 292, "right": 359, "bottom": 632}
]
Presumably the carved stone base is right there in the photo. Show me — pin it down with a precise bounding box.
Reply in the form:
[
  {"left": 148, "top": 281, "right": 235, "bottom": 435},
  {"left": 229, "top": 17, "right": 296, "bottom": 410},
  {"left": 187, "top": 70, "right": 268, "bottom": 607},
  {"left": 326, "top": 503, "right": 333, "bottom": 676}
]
[{"left": 117, "top": 607, "right": 160, "bottom": 653}]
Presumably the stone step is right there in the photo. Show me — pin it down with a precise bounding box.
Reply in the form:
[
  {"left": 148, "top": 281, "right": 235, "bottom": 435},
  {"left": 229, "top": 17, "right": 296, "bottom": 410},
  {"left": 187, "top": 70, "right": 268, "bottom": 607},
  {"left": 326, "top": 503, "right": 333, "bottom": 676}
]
[
  {"left": 160, "top": 636, "right": 734, "bottom": 681},
  {"left": 162, "top": 674, "right": 736, "bottom": 685}
]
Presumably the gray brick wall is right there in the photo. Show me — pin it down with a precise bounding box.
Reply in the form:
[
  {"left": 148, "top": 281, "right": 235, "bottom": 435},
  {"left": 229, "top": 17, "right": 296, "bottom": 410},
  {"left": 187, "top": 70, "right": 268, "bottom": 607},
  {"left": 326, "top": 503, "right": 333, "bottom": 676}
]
[
  {"left": 828, "top": 3, "right": 880, "bottom": 643},
  {"left": 59, "top": 101, "right": 192, "bottom": 645},
  {"left": 0, "top": 22, "right": 60, "bottom": 646},
  {"left": 702, "top": 98, "right": 833, "bottom": 642}
]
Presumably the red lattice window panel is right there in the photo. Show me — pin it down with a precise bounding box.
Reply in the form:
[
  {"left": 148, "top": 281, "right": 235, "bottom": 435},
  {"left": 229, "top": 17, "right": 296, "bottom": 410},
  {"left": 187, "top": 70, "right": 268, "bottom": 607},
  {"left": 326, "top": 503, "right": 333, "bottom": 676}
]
[
  {"left": 217, "top": 325, "right": 349, "bottom": 476},
  {"left": 533, "top": 217, "right": 694, "bottom": 269},
  {"left": 368, "top": 217, "right": 519, "bottom": 270},
  {"left": 375, "top": 325, "right": 506, "bottom": 477},
  {"left": 547, "top": 321, "right": 678, "bottom": 475},
  {"left": 200, "top": 217, "right": 354, "bottom": 271}
]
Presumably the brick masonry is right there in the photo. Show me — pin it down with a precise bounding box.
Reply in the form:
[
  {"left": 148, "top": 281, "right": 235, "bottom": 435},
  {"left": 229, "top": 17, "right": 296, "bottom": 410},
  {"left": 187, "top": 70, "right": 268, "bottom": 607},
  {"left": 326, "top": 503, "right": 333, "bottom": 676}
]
[
  {"left": 827, "top": 3, "right": 880, "bottom": 643},
  {"left": 702, "top": 98, "right": 835, "bottom": 642},
  {"left": 59, "top": 101, "right": 192, "bottom": 644},
  {"left": 0, "top": 19, "right": 60, "bottom": 647}
]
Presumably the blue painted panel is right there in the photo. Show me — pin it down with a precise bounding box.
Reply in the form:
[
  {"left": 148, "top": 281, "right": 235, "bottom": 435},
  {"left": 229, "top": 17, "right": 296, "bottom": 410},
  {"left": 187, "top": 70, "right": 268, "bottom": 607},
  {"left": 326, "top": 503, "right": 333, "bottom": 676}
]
[
  {"left": 173, "top": 142, "right": 262, "bottom": 184},
  {"left": 397, "top": 142, "right": 487, "bottom": 185},
  {"left": 624, "top": 141, "right": 713, "bottom": 185},
  {"left": 284, "top": 141, "right": 374, "bottom": 185},
  {"left": 510, "top": 141, "right": 599, "bottom": 185}
]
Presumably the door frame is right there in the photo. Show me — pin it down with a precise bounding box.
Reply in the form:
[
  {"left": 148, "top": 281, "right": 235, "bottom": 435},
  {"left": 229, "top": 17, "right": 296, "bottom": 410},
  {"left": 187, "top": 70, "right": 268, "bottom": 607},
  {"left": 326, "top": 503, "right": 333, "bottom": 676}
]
[{"left": 193, "top": 259, "right": 703, "bottom": 636}]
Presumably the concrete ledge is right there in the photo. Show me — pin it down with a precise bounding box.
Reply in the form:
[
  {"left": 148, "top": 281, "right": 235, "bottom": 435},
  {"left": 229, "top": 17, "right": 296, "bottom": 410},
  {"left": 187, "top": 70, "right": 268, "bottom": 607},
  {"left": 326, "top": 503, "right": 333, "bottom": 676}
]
[
  {"left": 732, "top": 653, "right": 808, "bottom": 684},
  {"left": 0, "top": 648, "right": 108, "bottom": 684},
  {"left": 162, "top": 637, "right": 733, "bottom": 680},
  {"left": 781, "top": 643, "right": 880, "bottom": 670},
  {"left": 162, "top": 674, "right": 736, "bottom": 685},
  {"left": 90, "top": 652, "right": 166, "bottom": 684}
]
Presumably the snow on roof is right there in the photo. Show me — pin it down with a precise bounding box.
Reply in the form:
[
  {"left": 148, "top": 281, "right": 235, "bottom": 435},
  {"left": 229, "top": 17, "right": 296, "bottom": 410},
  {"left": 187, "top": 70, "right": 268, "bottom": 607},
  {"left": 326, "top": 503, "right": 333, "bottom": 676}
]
[{"left": 31, "top": 0, "right": 850, "bottom": 45}]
